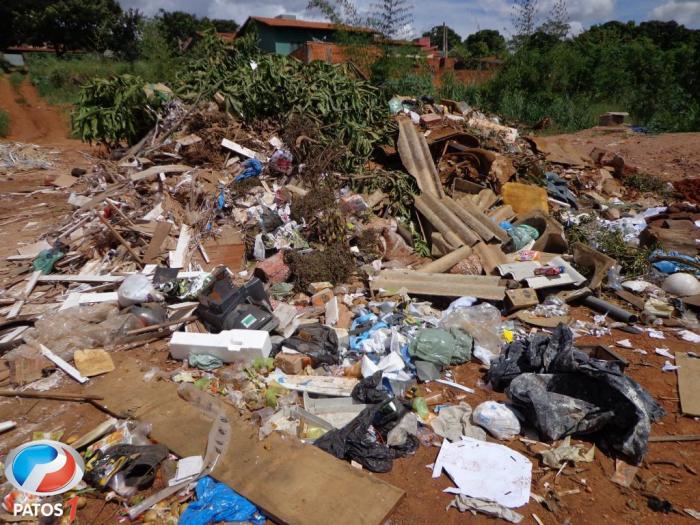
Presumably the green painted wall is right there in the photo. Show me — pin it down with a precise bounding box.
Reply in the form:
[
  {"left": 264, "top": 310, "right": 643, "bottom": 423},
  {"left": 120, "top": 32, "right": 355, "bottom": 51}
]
[{"left": 245, "top": 22, "right": 338, "bottom": 55}]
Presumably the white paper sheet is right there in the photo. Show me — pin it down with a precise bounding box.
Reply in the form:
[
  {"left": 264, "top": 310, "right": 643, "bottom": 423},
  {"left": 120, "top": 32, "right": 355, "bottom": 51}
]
[{"left": 432, "top": 437, "right": 532, "bottom": 508}]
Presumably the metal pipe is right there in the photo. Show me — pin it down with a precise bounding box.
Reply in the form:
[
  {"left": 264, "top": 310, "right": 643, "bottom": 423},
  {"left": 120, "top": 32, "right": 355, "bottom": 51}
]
[{"left": 582, "top": 295, "right": 639, "bottom": 323}]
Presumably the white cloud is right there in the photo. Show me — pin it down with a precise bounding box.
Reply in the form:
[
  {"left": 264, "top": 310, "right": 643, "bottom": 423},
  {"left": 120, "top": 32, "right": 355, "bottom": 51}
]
[{"left": 650, "top": 0, "right": 700, "bottom": 27}]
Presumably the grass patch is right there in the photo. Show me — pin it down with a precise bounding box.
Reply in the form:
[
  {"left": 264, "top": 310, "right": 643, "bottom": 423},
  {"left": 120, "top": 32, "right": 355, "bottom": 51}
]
[
  {"left": 26, "top": 54, "right": 182, "bottom": 105},
  {"left": 0, "top": 109, "right": 9, "bottom": 137},
  {"left": 9, "top": 72, "right": 24, "bottom": 89},
  {"left": 562, "top": 214, "right": 656, "bottom": 276},
  {"left": 622, "top": 172, "right": 668, "bottom": 194}
]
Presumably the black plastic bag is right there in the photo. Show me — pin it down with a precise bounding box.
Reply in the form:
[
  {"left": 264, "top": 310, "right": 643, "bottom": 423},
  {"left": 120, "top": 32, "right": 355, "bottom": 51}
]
[
  {"left": 352, "top": 371, "right": 390, "bottom": 404},
  {"left": 488, "top": 324, "right": 665, "bottom": 463},
  {"left": 282, "top": 323, "right": 340, "bottom": 366},
  {"left": 314, "top": 398, "right": 417, "bottom": 472}
]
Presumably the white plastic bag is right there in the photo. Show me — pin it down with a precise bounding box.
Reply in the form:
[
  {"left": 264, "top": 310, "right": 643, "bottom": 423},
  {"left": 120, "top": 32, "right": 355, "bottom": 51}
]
[
  {"left": 117, "top": 274, "right": 164, "bottom": 307},
  {"left": 472, "top": 401, "right": 521, "bottom": 440}
]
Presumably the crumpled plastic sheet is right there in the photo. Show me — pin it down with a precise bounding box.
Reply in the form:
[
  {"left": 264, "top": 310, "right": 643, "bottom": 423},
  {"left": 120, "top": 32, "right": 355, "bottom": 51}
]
[
  {"left": 408, "top": 327, "right": 473, "bottom": 366},
  {"left": 431, "top": 402, "right": 486, "bottom": 442},
  {"left": 650, "top": 249, "right": 700, "bottom": 276},
  {"left": 315, "top": 397, "right": 418, "bottom": 472},
  {"left": 441, "top": 302, "right": 503, "bottom": 365},
  {"left": 447, "top": 495, "right": 523, "bottom": 523},
  {"left": 22, "top": 304, "right": 132, "bottom": 359},
  {"left": 472, "top": 401, "right": 521, "bottom": 440},
  {"left": 488, "top": 324, "right": 665, "bottom": 463},
  {"left": 539, "top": 436, "right": 595, "bottom": 468},
  {"left": 546, "top": 172, "right": 578, "bottom": 208},
  {"left": 179, "top": 476, "right": 265, "bottom": 525}
]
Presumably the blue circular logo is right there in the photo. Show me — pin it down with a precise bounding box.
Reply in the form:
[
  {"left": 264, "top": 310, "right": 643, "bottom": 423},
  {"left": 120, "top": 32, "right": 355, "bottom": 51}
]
[{"left": 4, "top": 440, "right": 84, "bottom": 496}]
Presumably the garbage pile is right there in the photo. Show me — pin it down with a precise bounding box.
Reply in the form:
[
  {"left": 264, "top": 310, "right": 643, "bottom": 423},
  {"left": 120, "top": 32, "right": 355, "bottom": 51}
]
[{"left": 1, "top": 79, "right": 700, "bottom": 525}]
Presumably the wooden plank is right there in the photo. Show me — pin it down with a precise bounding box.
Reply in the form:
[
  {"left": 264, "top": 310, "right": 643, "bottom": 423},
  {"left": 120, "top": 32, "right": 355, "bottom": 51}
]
[
  {"left": 7, "top": 271, "right": 41, "bottom": 320},
  {"left": 144, "top": 222, "right": 172, "bottom": 263},
  {"left": 88, "top": 358, "right": 404, "bottom": 525},
  {"left": 169, "top": 224, "right": 191, "bottom": 269},
  {"left": 130, "top": 164, "right": 192, "bottom": 182},
  {"left": 677, "top": 353, "right": 700, "bottom": 416},
  {"left": 38, "top": 274, "right": 125, "bottom": 284},
  {"left": 371, "top": 270, "right": 505, "bottom": 300}
]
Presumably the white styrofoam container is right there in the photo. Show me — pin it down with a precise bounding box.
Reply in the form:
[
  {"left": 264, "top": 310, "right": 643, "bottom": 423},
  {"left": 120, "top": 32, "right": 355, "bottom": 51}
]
[{"left": 169, "top": 329, "right": 271, "bottom": 364}]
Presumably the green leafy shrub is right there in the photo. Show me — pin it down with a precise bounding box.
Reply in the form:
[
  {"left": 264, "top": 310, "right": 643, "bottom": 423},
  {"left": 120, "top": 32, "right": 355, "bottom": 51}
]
[
  {"left": 177, "top": 31, "right": 390, "bottom": 171},
  {"left": 71, "top": 74, "right": 161, "bottom": 146}
]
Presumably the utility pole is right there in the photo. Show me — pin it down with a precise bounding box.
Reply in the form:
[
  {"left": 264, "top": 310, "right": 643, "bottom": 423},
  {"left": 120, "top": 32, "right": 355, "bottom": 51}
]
[{"left": 442, "top": 22, "right": 447, "bottom": 58}]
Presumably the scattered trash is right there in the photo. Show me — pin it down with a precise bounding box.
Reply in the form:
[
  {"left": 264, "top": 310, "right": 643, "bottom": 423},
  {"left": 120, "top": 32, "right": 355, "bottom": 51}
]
[{"left": 0, "top": 51, "right": 693, "bottom": 524}]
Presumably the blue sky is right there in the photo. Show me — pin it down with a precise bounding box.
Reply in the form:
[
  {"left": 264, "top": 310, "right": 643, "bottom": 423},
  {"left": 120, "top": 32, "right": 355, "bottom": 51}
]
[{"left": 118, "top": 0, "right": 700, "bottom": 39}]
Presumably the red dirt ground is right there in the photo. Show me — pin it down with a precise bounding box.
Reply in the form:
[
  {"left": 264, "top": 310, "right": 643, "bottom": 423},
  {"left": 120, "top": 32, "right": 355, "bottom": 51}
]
[
  {"left": 1, "top": 91, "right": 699, "bottom": 524},
  {"left": 546, "top": 128, "right": 700, "bottom": 183}
]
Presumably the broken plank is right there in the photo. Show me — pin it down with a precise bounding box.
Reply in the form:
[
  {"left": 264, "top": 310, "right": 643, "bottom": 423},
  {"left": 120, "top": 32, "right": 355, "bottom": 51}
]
[
  {"left": 38, "top": 274, "right": 125, "bottom": 284},
  {"left": 130, "top": 164, "right": 192, "bottom": 182},
  {"left": 169, "top": 224, "right": 191, "bottom": 269},
  {"left": 221, "top": 138, "right": 268, "bottom": 162},
  {"left": 371, "top": 269, "right": 504, "bottom": 300},
  {"left": 144, "top": 221, "right": 172, "bottom": 263},
  {"left": 39, "top": 344, "right": 88, "bottom": 384},
  {"left": 7, "top": 271, "right": 41, "bottom": 320},
  {"left": 87, "top": 357, "right": 404, "bottom": 525}
]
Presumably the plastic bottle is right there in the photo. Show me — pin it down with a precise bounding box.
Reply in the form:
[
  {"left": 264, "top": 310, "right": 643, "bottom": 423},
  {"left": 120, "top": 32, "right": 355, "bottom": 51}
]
[{"left": 412, "top": 397, "right": 429, "bottom": 419}]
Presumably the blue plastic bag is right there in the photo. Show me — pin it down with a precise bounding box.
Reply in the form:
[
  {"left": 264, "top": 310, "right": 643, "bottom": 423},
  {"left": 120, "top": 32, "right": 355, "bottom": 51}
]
[
  {"left": 179, "top": 477, "right": 265, "bottom": 525},
  {"left": 234, "top": 159, "right": 264, "bottom": 182}
]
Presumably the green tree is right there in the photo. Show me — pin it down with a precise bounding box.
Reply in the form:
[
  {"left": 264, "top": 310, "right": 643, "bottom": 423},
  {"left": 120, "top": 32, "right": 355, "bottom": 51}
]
[
  {"left": 464, "top": 29, "right": 507, "bottom": 57},
  {"left": 31, "top": 0, "right": 122, "bottom": 55},
  {"left": 422, "top": 24, "right": 462, "bottom": 51},
  {"left": 371, "top": 0, "right": 413, "bottom": 39},
  {"left": 207, "top": 18, "right": 239, "bottom": 33},
  {"left": 101, "top": 8, "right": 142, "bottom": 61},
  {"left": 156, "top": 10, "right": 202, "bottom": 53},
  {"left": 538, "top": 0, "right": 569, "bottom": 39}
]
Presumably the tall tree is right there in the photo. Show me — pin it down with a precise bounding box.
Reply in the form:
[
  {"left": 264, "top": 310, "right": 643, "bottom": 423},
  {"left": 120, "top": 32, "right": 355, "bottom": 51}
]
[
  {"left": 539, "top": 0, "right": 569, "bottom": 39},
  {"left": 422, "top": 25, "right": 462, "bottom": 51},
  {"left": 512, "top": 0, "right": 539, "bottom": 40},
  {"left": 372, "top": 0, "right": 414, "bottom": 39},
  {"left": 101, "top": 8, "right": 142, "bottom": 61},
  {"left": 464, "top": 29, "right": 507, "bottom": 57}
]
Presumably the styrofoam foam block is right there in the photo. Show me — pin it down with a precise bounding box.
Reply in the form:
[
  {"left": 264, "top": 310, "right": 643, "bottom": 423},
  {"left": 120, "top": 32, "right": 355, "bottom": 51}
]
[{"left": 169, "top": 329, "right": 271, "bottom": 364}]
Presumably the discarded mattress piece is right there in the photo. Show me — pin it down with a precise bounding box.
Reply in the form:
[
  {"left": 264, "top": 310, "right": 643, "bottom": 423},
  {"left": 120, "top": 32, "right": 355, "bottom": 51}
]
[{"left": 488, "top": 324, "right": 665, "bottom": 463}]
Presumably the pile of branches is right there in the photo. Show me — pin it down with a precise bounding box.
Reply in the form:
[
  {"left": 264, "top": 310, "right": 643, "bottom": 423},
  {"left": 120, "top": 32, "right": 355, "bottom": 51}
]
[{"left": 72, "top": 31, "right": 391, "bottom": 172}]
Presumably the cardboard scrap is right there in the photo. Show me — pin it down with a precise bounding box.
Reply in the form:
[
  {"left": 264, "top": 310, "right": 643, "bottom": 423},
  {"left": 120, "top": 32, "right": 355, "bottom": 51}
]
[
  {"left": 74, "top": 349, "right": 115, "bottom": 377},
  {"left": 677, "top": 353, "right": 700, "bottom": 416},
  {"left": 87, "top": 357, "right": 403, "bottom": 525},
  {"left": 51, "top": 174, "right": 78, "bottom": 188}
]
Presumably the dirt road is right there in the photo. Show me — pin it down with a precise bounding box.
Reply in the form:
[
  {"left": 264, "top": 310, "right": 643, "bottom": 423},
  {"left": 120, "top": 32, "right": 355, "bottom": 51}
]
[{"left": 0, "top": 75, "right": 71, "bottom": 143}]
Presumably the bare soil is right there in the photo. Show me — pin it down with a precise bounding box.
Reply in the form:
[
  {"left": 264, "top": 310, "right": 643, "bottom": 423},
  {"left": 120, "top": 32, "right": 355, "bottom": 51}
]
[
  {"left": 546, "top": 128, "right": 700, "bottom": 183},
  {"left": 0, "top": 76, "right": 71, "bottom": 143}
]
